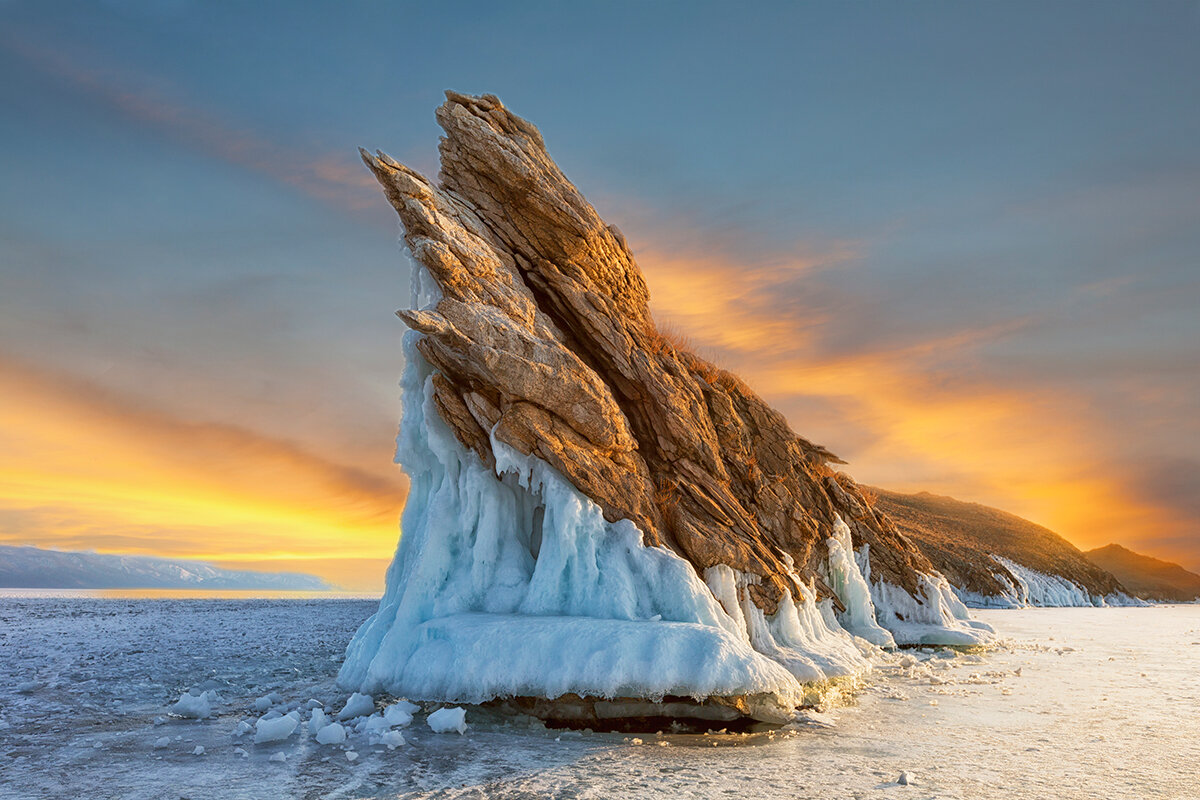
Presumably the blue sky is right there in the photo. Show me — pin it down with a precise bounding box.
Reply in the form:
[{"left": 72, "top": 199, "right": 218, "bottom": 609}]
[{"left": 2, "top": 1, "right": 1198, "bottom": 584}]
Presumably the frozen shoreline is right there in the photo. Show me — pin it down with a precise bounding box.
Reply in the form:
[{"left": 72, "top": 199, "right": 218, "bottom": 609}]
[{"left": 2, "top": 598, "right": 1197, "bottom": 799}]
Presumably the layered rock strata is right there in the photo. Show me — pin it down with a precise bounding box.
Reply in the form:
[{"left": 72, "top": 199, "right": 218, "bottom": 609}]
[
  {"left": 340, "top": 92, "right": 993, "bottom": 721},
  {"left": 363, "top": 91, "right": 933, "bottom": 609}
]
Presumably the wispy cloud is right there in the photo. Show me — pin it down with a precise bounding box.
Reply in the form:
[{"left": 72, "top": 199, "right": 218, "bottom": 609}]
[{"left": 0, "top": 31, "right": 380, "bottom": 212}]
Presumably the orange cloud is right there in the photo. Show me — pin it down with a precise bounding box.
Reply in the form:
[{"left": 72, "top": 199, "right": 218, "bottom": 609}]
[
  {"left": 0, "top": 357, "right": 404, "bottom": 590},
  {"left": 634, "top": 231, "right": 1195, "bottom": 567}
]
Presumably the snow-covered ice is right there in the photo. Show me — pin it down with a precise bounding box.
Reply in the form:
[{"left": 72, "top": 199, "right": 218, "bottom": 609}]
[
  {"left": 3, "top": 592, "right": 1197, "bottom": 799},
  {"left": 380, "top": 729, "right": 406, "bottom": 749},
  {"left": 253, "top": 692, "right": 281, "bottom": 712},
  {"left": 169, "top": 689, "right": 219, "bottom": 719},
  {"left": 383, "top": 700, "right": 416, "bottom": 727}
]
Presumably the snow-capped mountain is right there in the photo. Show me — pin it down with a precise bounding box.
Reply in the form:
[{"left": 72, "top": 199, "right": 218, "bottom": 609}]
[{"left": 0, "top": 545, "right": 330, "bottom": 590}]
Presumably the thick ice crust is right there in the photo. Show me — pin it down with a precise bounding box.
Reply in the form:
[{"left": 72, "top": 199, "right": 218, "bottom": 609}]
[
  {"left": 870, "top": 574, "right": 995, "bottom": 646},
  {"left": 340, "top": 335, "right": 805, "bottom": 710},
  {"left": 963, "top": 556, "right": 1148, "bottom": 608},
  {"left": 341, "top": 336, "right": 992, "bottom": 713}
]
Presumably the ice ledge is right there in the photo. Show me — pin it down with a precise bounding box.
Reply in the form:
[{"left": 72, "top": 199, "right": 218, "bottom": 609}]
[
  {"left": 870, "top": 573, "right": 995, "bottom": 646},
  {"left": 952, "top": 556, "right": 1150, "bottom": 609},
  {"left": 359, "top": 612, "right": 803, "bottom": 710}
]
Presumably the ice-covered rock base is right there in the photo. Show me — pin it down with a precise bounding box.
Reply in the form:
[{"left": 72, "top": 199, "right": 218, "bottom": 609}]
[
  {"left": 953, "top": 556, "right": 1148, "bottom": 609},
  {"left": 339, "top": 333, "right": 995, "bottom": 721}
]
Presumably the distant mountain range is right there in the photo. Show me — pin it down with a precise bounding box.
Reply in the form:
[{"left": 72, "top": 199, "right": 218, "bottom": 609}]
[
  {"left": 0, "top": 545, "right": 331, "bottom": 591},
  {"left": 871, "top": 488, "right": 1199, "bottom": 604},
  {"left": 1085, "top": 543, "right": 1200, "bottom": 602}
]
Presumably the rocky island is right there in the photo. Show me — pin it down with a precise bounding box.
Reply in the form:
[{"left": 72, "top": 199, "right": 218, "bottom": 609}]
[{"left": 339, "top": 92, "right": 997, "bottom": 726}]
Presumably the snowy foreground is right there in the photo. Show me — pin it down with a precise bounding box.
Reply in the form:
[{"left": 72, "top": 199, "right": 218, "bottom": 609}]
[{"left": 2, "top": 596, "right": 1198, "bottom": 799}]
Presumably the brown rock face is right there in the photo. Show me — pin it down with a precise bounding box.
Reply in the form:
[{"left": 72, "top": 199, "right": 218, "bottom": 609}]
[{"left": 363, "top": 91, "right": 934, "bottom": 611}]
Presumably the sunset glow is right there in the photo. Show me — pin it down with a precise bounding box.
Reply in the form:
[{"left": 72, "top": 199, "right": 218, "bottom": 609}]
[
  {"left": 0, "top": 358, "right": 402, "bottom": 589},
  {"left": 1, "top": 1, "right": 1196, "bottom": 587}
]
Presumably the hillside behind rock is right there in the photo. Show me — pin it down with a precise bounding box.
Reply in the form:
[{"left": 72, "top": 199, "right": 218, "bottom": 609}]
[
  {"left": 871, "top": 488, "right": 1124, "bottom": 600},
  {"left": 1085, "top": 543, "right": 1200, "bottom": 602}
]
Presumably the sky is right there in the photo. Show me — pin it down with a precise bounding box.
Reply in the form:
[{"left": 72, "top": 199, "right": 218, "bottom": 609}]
[{"left": 1, "top": 1, "right": 1198, "bottom": 591}]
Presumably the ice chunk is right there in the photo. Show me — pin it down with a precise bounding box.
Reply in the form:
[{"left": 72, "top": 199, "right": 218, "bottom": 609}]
[
  {"left": 337, "top": 692, "right": 375, "bottom": 721},
  {"left": 232, "top": 720, "right": 253, "bottom": 738},
  {"left": 427, "top": 707, "right": 467, "bottom": 734},
  {"left": 383, "top": 701, "right": 416, "bottom": 728},
  {"left": 346, "top": 751, "right": 359, "bottom": 762},
  {"left": 308, "top": 707, "right": 328, "bottom": 735},
  {"left": 191, "top": 745, "right": 205, "bottom": 756},
  {"left": 253, "top": 692, "right": 282, "bottom": 712},
  {"left": 362, "top": 714, "right": 391, "bottom": 734},
  {"left": 315, "top": 722, "right": 347, "bottom": 745},
  {"left": 254, "top": 714, "right": 299, "bottom": 743},
  {"left": 153, "top": 736, "right": 170, "bottom": 749},
  {"left": 170, "top": 689, "right": 220, "bottom": 719},
  {"left": 269, "top": 752, "right": 286, "bottom": 763},
  {"left": 380, "top": 729, "right": 406, "bottom": 749}
]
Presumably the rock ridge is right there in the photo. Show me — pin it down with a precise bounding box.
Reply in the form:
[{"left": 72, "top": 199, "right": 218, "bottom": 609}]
[{"left": 362, "top": 90, "right": 935, "bottom": 612}]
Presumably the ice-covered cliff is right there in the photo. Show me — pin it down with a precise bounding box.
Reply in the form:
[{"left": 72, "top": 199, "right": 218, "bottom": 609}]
[
  {"left": 871, "top": 489, "right": 1146, "bottom": 608},
  {"left": 340, "top": 92, "right": 993, "bottom": 723}
]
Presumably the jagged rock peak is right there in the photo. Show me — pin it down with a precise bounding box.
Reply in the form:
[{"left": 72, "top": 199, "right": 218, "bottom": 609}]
[{"left": 360, "top": 90, "right": 934, "bottom": 610}]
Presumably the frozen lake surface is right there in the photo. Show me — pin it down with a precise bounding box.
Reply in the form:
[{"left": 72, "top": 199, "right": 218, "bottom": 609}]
[{"left": 2, "top": 596, "right": 1197, "bottom": 799}]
